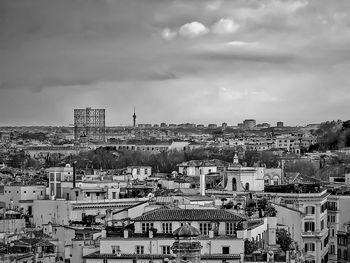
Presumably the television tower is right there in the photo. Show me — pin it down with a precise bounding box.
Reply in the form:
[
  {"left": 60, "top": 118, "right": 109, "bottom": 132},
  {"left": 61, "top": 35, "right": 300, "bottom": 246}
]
[{"left": 132, "top": 107, "right": 136, "bottom": 127}]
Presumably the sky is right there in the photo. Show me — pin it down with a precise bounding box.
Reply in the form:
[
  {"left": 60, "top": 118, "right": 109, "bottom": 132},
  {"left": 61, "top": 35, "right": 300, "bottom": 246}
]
[{"left": 0, "top": 0, "right": 350, "bottom": 126}]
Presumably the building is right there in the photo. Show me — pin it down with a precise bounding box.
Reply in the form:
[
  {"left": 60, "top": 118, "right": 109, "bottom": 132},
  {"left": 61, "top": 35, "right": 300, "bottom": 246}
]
[
  {"left": 275, "top": 135, "right": 301, "bottom": 154},
  {"left": 277, "top": 122, "right": 284, "bottom": 128},
  {"left": 74, "top": 107, "right": 105, "bottom": 142},
  {"left": 266, "top": 184, "right": 329, "bottom": 263},
  {"left": 126, "top": 166, "right": 152, "bottom": 181},
  {"left": 177, "top": 159, "right": 229, "bottom": 176},
  {"left": 84, "top": 208, "right": 246, "bottom": 263},
  {"left": 48, "top": 164, "right": 74, "bottom": 199},
  {"left": 0, "top": 184, "right": 46, "bottom": 210},
  {"left": 243, "top": 119, "right": 256, "bottom": 130}
]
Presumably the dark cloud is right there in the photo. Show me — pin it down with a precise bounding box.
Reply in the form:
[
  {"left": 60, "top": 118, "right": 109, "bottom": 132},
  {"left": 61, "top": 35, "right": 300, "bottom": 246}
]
[{"left": 0, "top": 0, "right": 350, "bottom": 125}]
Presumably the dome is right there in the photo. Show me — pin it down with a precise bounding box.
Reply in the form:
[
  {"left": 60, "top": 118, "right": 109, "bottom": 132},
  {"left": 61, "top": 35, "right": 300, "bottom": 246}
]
[
  {"left": 65, "top": 164, "right": 71, "bottom": 168},
  {"left": 173, "top": 223, "right": 200, "bottom": 237}
]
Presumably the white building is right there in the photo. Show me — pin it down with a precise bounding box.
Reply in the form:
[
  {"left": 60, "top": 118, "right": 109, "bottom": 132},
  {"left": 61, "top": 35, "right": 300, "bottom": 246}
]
[
  {"left": 84, "top": 208, "right": 247, "bottom": 263},
  {"left": 126, "top": 166, "right": 152, "bottom": 181}
]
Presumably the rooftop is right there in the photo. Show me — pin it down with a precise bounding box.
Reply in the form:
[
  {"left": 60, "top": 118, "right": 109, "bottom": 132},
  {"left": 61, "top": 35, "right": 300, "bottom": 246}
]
[
  {"left": 133, "top": 208, "right": 244, "bottom": 222},
  {"left": 265, "top": 183, "right": 325, "bottom": 194}
]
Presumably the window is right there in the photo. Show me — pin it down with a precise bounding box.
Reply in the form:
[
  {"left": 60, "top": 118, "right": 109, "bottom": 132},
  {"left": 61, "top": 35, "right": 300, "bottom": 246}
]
[
  {"left": 24, "top": 191, "right": 26, "bottom": 194},
  {"left": 331, "top": 229, "right": 335, "bottom": 237},
  {"left": 305, "top": 206, "right": 315, "bottom": 215},
  {"left": 330, "top": 244, "right": 335, "bottom": 255},
  {"left": 304, "top": 221, "right": 315, "bottom": 232},
  {"left": 33, "top": 190, "right": 36, "bottom": 193},
  {"left": 136, "top": 246, "right": 144, "bottom": 254},
  {"left": 96, "top": 193, "right": 100, "bottom": 197},
  {"left": 344, "top": 250, "right": 348, "bottom": 259},
  {"left": 112, "top": 245, "right": 120, "bottom": 254},
  {"left": 324, "top": 236, "right": 329, "bottom": 247},
  {"left": 86, "top": 193, "right": 90, "bottom": 197},
  {"left": 162, "top": 222, "right": 172, "bottom": 234},
  {"left": 222, "top": 246, "right": 230, "bottom": 254},
  {"left": 327, "top": 215, "right": 335, "bottom": 223},
  {"left": 225, "top": 222, "right": 236, "bottom": 235},
  {"left": 40, "top": 191, "right": 43, "bottom": 195},
  {"left": 321, "top": 220, "right": 325, "bottom": 230},
  {"left": 141, "top": 223, "right": 154, "bottom": 233},
  {"left": 136, "top": 168, "right": 140, "bottom": 175},
  {"left": 199, "top": 222, "right": 212, "bottom": 235},
  {"left": 56, "top": 173, "right": 61, "bottom": 181},
  {"left": 50, "top": 173, "right": 54, "bottom": 181},
  {"left": 327, "top": 201, "right": 338, "bottom": 211},
  {"left": 112, "top": 192, "right": 116, "bottom": 199},
  {"left": 161, "top": 246, "right": 171, "bottom": 255},
  {"left": 304, "top": 243, "right": 315, "bottom": 252},
  {"left": 145, "top": 169, "right": 148, "bottom": 175}
]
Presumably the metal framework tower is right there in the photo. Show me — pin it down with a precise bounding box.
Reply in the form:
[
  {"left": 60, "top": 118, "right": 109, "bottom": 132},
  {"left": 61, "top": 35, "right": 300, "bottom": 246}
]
[
  {"left": 74, "top": 107, "right": 105, "bottom": 142},
  {"left": 132, "top": 107, "right": 136, "bottom": 128}
]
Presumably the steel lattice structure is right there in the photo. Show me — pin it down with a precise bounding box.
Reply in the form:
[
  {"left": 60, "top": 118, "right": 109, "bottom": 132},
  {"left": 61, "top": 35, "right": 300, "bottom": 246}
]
[{"left": 74, "top": 107, "right": 105, "bottom": 142}]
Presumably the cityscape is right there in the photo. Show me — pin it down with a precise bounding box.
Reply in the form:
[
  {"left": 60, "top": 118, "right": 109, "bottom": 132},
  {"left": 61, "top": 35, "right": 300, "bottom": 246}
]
[{"left": 1, "top": 1, "right": 350, "bottom": 263}]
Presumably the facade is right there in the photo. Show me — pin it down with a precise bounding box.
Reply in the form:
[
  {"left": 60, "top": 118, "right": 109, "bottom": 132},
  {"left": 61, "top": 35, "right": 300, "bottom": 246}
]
[
  {"left": 275, "top": 135, "right": 301, "bottom": 154},
  {"left": 224, "top": 164, "right": 265, "bottom": 192},
  {"left": 0, "top": 184, "right": 46, "bottom": 208},
  {"left": 74, "top": 107, "right": 105, "bottom": 142},
  {"left": 277, "top": 122, "right": 284, "bottom": 128},
  {"left": 126, "top": 166, "right": 152, "bottom": 181},
  {"left": 48, "top": 164, "right": 74, "bottom": 199},
  {"left": 266, "top": 185, "right": 329, "bottom": 263},
  {"left": 243, "top": 119, "right": 256, "bottom": 130},
  {"left": 337, "top": 228, "right": 350, "bottom": 263},
  {"left": 177, "top": 159, "right": 229, "bottom": 176},
  {"left": 84, "top": 208, "right": 245, "bottom": 263}
]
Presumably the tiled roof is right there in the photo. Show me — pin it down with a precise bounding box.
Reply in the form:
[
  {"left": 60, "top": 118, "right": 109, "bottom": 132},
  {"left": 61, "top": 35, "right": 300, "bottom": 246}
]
[{"left": 133, "top": 209, "right": 244, "bottom": 222}]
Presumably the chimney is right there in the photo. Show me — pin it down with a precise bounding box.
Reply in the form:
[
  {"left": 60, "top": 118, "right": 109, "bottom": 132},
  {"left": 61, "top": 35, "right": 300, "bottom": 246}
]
[
  {"left": 200, "top": 173, "right": 206, "bottom": 196},
  {"left": 124, "top": 229, "right": 129, "bottom": 238},
  {"left": 73, "top": 161, "right": 76, "bottom": 188}
]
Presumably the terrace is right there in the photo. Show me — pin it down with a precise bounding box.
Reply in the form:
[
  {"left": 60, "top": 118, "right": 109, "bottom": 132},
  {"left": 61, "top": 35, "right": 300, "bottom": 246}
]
[{"left": 265, "top": 183, "right": 325, "bottom": 194}]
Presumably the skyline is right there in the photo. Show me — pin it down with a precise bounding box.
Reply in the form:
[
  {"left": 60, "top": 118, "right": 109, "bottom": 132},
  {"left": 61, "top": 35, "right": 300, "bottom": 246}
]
[{"left": 1, "top": 0, "right": 350, "bottom": 126}]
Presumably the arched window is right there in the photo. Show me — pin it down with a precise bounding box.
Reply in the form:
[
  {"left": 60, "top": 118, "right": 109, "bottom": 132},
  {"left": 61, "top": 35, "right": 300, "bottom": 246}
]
[
  {"left": 305, "top": 206, "right": 315, "bottom": 215},
  {"left": 245, "top": 183, "right": 250, "bottom": 191},
  {"left": 232, "top": 178, "right": 237, "bottom": 191},
  {"left": 264, "top": 176, "right": 270, "bottom": 185}
]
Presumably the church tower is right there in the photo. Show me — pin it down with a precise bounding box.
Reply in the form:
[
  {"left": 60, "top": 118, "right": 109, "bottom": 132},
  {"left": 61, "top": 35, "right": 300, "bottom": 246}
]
[{"left": 132, "top": 107, "right": 136, "bottom": 128}]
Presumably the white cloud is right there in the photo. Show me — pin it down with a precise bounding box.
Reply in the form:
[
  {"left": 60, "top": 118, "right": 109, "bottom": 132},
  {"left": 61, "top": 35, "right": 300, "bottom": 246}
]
[
  {"left": 205, "top": 0, "right": 222, "bottom": 11},
  {"left": 179, "top": 21, "right": 209, "bottom": 38},
  {"left": 212, "top": 18, "right": 239, "bottom": 35},
  {"left": 161, "top": 28, "right": 177, "bottom": 40}
]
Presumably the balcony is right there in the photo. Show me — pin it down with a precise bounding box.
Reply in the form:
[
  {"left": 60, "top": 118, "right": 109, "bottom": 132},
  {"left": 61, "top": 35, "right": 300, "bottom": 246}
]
[{"left": 302, "top": 229, "right": 328, "bottom": 238}]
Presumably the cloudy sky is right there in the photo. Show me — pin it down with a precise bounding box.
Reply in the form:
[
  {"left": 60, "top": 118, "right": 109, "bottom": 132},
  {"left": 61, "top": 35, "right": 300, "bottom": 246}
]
[{"left": 1, "top": 0, "right": 350, "bottom": 126}]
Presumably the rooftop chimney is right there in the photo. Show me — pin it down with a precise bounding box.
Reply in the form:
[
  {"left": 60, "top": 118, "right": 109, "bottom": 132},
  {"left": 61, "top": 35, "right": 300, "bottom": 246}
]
[
  {"left": 73, "top": 161, "right": 77, "bottom": 188},
  {"left": 200, "top": 174, "right": 205, "bottom": 196}
]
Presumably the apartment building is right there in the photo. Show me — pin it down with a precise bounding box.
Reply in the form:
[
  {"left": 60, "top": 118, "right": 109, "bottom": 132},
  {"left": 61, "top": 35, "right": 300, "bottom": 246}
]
[
  {"left": 266, "top": 184, "right": 329, "bottom": 263},
  {"left": 84, "top": 208, "right": 247, "bottom": 263}
]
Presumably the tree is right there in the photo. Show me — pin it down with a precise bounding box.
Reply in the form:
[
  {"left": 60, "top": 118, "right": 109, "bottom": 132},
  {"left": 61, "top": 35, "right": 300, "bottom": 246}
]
[
  {"left": 244, "top": 239, "right": 258, "bottom": 254},
  {"left": 276, "top": 228, "right": 293, "bottom": 252},
  {"left": 264, "top": 205, "right": 277, "bottom": 217}
]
